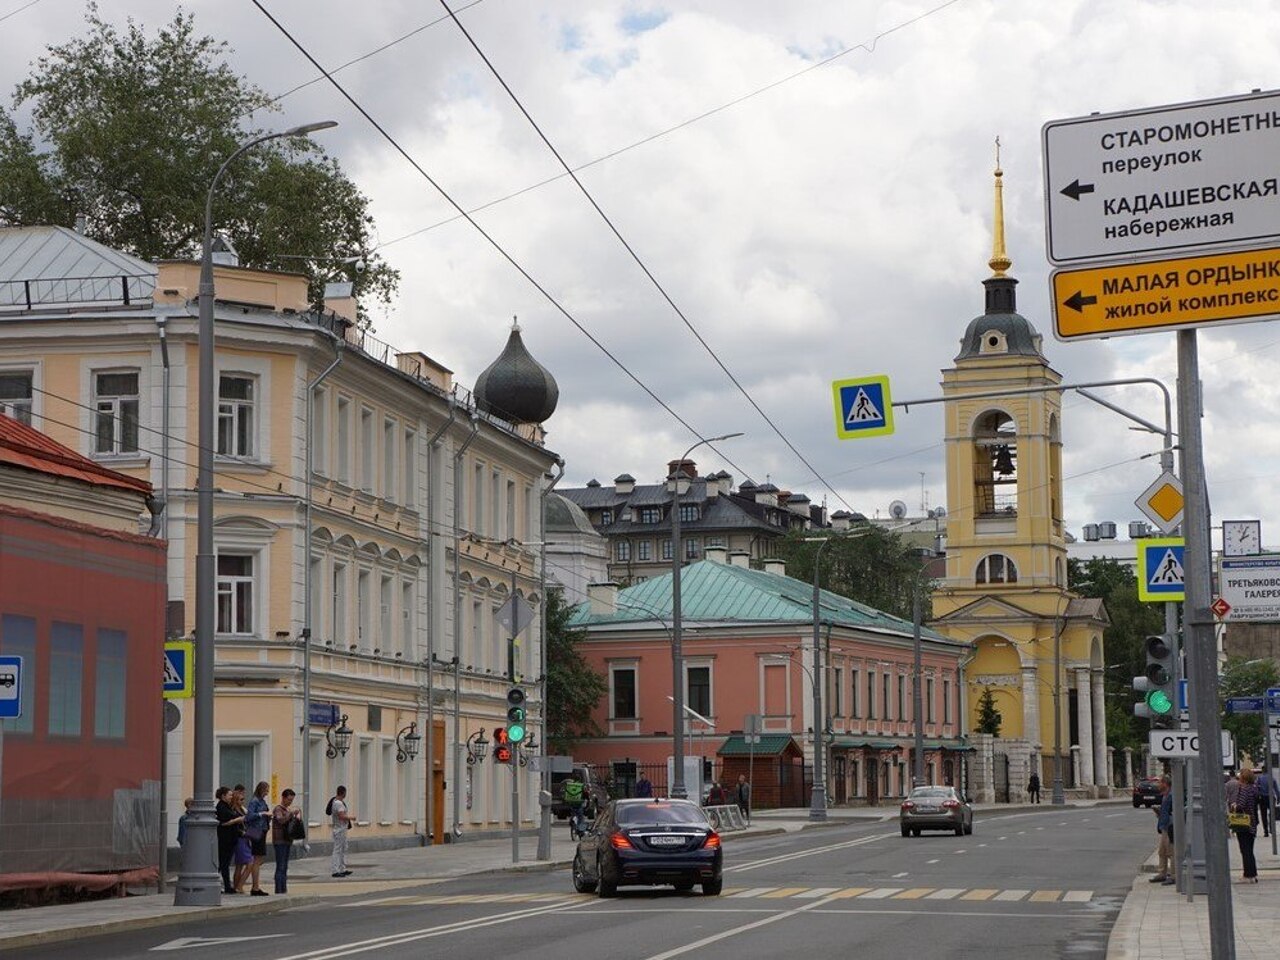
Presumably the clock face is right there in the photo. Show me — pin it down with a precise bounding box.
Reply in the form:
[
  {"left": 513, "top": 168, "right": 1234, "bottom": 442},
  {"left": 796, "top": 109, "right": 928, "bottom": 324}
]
[{"left": 1223, "top": 520, "right": 1262, "bottom": 557}]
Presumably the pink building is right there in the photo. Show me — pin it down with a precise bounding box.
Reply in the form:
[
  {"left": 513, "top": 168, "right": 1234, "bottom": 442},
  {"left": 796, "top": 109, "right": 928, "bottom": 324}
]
[{"left": 566, "top": 548, "right": 972, "bottom": 807}]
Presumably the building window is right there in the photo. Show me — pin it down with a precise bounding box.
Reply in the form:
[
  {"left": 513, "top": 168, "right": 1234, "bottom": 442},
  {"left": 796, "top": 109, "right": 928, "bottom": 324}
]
[
  {"left": 832, "top": 666, "right": 843, "bottom": 717},
  {"left": 600, "top": 509, "right": 613, "bottom": 526},
  {"left": 313, "top": 387, "right": 328, "bottom": 476},
  {"left": 337, "top": 397, "right": 351, "bottom": 483},
  {"left": 615, "top": 540, "right": 631, "bottom": 562},
  {"left": 359, "top": 407, "right": 374, "bottom": 493},
  {"left": 867, "top": 670, "right": 876, "bottom": 719},
  {"left": 638, "top": 507, "right": 662, "bottom": 525},
  {"left": 612, "top": 667, "right": 637, "bottom": 719},
  {"left": 94, "top": 628, "right": 127, "bottom": 738},
  {"left": 897, "top": 674, "right": 906, "bottom": 721},
  {"left": 943, "top": 678, "right": 952, "bottom": 725},
  {"left": 0, "top": 370, "right": 33, "bottom": 425},
  {"left": 401, "top": 580, "right": 415, "bottom": 658},
  {"left": 49, "top": 622, "right": 83, "bottom": 736},
  {"left": 380, "top": 575, "right": 393, "bottom": 654},
  {"left": 636, "top": 540, "right": 651, "bottom": 561},
  {"left": 883, "top": 673, "right": 892, "bottom": 721},
  {"left": 850, "top": 667, "right": 860, "bottom": 719},
  {"left": 219, "top": 742, "right": 257, "bottom": 794},
  {"left": 0, "top": 614, "right": 35, "bottom": 733},
  {"left": 216, "top": 554, "right": 254, "bottom": 634},
  {"left": 383, "top": 418, "right": 397, "bottom": 502},
  {"left": 403, "top": 431, "right": 416, "bottom": 508},
  {"left": 661, "top": 538, "right": 673, "bottom": 561},
  {"left": 678, "top": 504, "right": 699, "bottom": 523},
  {"left": 507, "top": 479, "right": 516, "bottom": 541},
  {"left": 492, "top": 471, "right": 502, "bottom": 538},
  {"left": 926, "top": 677, "right": 935, "bottom": 723},
  {"left": 974, "top": 409, "right": 1018, "bottom": 516},
  {"left": 93, "top": 371, "right": 139, "bottom": 454},
  {"left": 684, "top": 538, "right": 699, "bottom": 560},
  {"left": 357, "top": 569, "right": 372, "bottom": 648},
  {"left": 473, "top": 462, "right": 485, "bottom": 533},
  {"left": 471, "top": 599, "right": 484, "bottom": 669},
  {"left": 217, "top": 375, "right": 255, "bottom": 458},
  {"left": 332, "top": 562, "right": 347, "bottom": 642},
  {"left": 975, "top": 554, "right": 1018, "bottom": 584},
  {"left": 686, "top": 665, "right": 711, "bottom": 719}
]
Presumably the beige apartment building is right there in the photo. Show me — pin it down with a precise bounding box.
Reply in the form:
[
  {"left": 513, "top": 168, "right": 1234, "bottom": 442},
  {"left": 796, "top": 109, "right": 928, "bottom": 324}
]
[{"left": 0, "top": 225, "right": 560, "bottom": 851}]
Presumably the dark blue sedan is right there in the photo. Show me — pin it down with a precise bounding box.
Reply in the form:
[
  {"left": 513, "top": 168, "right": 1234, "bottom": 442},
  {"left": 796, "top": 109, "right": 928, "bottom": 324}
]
[{"left": 571, "top": 798, "right": 723, "bottom": 897}]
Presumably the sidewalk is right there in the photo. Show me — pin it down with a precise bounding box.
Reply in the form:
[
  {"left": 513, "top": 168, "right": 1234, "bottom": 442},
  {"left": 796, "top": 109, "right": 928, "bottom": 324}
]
[{"left": 1108, "top": 831, "right": 1280, "bottom": 959}]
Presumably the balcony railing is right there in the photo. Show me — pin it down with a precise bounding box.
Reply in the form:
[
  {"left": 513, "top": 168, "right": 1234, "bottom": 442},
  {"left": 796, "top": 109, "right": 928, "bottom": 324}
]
[{"left": 0, "top": 274, "right": 156, "bottom": 310}]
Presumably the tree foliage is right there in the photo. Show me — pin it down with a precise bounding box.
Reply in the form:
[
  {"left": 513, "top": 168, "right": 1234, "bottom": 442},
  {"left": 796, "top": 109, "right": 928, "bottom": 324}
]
[
  {"left": 545, "top": 588, "right": 608, "bottom": 752},
  {"left": 1219, "top": 655, "right": 1280, "bottom": 765},
  {"left": 976, "top": 686, "right": 1002, "bottom": 736},
  {"left": 1068, "top": 558, "right": 1164, "bottom": 751},
  {"left": 772, "top": 525, "right": 931, "bottom": 621},
  {"left": 0, "top": 6, "right": 397, "bottom": 316}
]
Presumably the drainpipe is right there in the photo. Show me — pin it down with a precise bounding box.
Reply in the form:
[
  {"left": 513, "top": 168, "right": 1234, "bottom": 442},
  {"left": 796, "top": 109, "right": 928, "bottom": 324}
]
[
  {"left": 302, "top": 334, "right": 344, "bottom": 825},
  {"left": 154, "top": 316, "right": 171, "bottom": 892},
  {"left": 536, "top": 457, "right": 565, "bottom": 861},
  {"left": 451, "top": 406, "right": 480, "bottom": 838},
  {"left": 423, "top": 394, "right": 456, "bottom": 845}
]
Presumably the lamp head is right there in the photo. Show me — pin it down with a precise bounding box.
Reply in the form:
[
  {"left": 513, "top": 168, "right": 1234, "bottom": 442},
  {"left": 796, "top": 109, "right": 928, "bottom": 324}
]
[{"left": 284, "top": 120, "right": 339, "bottom": 137}]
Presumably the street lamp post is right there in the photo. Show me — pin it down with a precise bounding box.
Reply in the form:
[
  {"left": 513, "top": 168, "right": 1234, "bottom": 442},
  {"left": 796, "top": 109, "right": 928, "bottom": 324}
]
[
  {"left": 808, "top": 536, "right": 839, "bottom": 820},
  {"left": 910, "top": 548, "right": 939, "bottom": 789},
  {"left": 174, "top": 120, "right": 337, "bottom": 907},
  {"left": 670, "top": 433, "right": 742, "bottom": 799}
]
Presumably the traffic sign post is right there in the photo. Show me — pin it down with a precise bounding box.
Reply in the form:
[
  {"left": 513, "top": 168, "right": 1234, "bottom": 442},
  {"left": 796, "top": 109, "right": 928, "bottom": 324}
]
[
  {"left": 831, "top": 375, "right": 894, "bottom": 439},
  {"left": 1043, "top": 90, "right": 1280, "bottom": 265}
]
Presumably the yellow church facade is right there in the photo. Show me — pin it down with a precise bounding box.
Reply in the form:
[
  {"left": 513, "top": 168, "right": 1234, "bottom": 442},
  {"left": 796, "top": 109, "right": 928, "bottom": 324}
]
[{"left": 930, "top": 164, "right": 1111, "bottom": 795}]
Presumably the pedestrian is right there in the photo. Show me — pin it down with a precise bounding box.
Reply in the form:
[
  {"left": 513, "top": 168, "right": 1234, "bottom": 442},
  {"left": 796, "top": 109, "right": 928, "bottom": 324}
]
[
  {"left": 1224, "top": 769, "right": 1241, "bottom": 808},
  {"left": 1255, "top": 768, "right": 1273, "bottom": 838},
  {"left": 736, "top": 774, "right": 751, "bottom": 820},
  {"left": 328, "top": 785, "right": 354, "bottom": 878},
  {"left": 271, "top": 788, "right": 303, "bottom": 894},
  {"left": 562, "top": 772, "right": 586, "bottom": 837},
  {"left": 176, "top": 796, "right": 194, "bottom": 848},
  {"left": 635, "top": 773, "right": 653, "bottom": 798},
  {"left": 245, "top": 781, "right": 272, "bottom": 896},
  {"left": 706, "top": 782, "right": 726, "bottom": 805},
  {"left": 1027, "top": 773, "right": 1041, "bottom": 804},
  {"left": 1149, "top": 774, "right": 1175, "bottom": 886},
  {"left": 214, "top": 786, "right": 246, "bottom": 894},
  {"left": 1231, "top": 767, "right": 1260, "bottom": 883}
]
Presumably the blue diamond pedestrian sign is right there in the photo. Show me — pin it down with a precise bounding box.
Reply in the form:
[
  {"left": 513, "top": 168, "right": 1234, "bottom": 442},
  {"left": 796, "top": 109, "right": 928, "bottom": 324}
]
[
  {"left": 1136, "top": 537, "right": 1186, "bottom": 602},
  {"left": 163, "top": 641, "right": 194, "bottom": 700},
  {"left": 832, "top": 375, "right": 894, "bottom": 439},
  {"left": 0, "top": 655, "right": 22, "bottom": 719}
]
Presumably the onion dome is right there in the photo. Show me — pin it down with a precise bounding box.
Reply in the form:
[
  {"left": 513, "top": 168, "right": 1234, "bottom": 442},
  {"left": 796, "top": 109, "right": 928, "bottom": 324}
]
[{"left": 473, "top": 319, "right": 559, "bottom": 423}]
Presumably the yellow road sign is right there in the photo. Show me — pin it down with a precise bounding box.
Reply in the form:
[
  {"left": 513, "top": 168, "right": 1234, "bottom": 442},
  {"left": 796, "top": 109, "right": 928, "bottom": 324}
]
[
  {"left": 1135, "top": 471, "right": 1184, "bottom": 535},
  {"left": 1050, "top": 246, "right": 1280, "bottom": 341}
]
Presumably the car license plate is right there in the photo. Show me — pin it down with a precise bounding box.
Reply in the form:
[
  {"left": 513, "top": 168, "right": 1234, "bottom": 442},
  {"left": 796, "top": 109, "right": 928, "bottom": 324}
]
[
  {"left": 649, "top": 835, "right": 683, "bottom": 846},
  {"left": 916, "top": 806, "right": 938, "bottom": 814}
]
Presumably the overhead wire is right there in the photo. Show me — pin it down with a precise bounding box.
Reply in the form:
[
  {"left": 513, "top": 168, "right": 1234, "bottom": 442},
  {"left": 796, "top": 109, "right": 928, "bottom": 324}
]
[
  {"left": 0, "top": 0, "right": 43, "bottom": 26},
  {"left": 250, "top": 0, "right": 757, "bottom": 486}
]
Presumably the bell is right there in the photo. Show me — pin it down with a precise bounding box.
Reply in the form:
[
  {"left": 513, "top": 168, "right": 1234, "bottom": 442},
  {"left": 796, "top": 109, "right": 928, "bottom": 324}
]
[{"left": 993, "top": 444, "right": 1015, "bottom": 476}]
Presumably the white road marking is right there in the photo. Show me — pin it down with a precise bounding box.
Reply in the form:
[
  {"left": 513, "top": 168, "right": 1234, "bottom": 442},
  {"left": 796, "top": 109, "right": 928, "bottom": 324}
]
[
  {"left": 153, "top": 937, "right": 289, "bottom": 952},
  {"left": 639, "top": 892, "right": 833, "bottom": 960},
  {"left": 857, "top": 888, "right": 904, "bottom": 900},
  {"left": 730, "top": 887, "right": 777, "bottom": 898},
  {"left": 925, "top": 888, "right": 964, "bottom": 900},
  {"left": 795, "top": 887, "right": 840, "bottom": 898},
  {"left": 1062, "top": 891, "right": 1094, "bottom": 902},
  {"left": 893, "top": 872, "right": 909, "bottom": 878},
  {"left": 994, "top": 890, "right": 1029, "bottom": 901},
  {"left": 998, "top": 836, "right": 1008, "bottom": 841},
  {"left": 953, "top": 849, "right": 966, "bottom": 854},
  {"left": 726, "top": 833, "right": 886, "bottom": 873},
  {"left": 1106, "top": 812, "right": 1125, "bottom": 818},
  {"left": 926, "top": 858, "right": 940, "bottom": 864},
  {"left": 978, "top": 843, "right": 988, "bottom": 848},
  {"left": 1036, "top": 826, "right": 1044, "bottom": 831}
]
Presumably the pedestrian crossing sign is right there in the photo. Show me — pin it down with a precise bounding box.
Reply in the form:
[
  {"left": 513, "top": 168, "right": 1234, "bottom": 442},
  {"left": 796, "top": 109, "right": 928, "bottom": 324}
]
[
  {"left": 163, "top": 641, "right": 194, "bottom": 699},
  {"left": 1136, "top": 537, "right": 1186, "bottom": 602},
  {"left": 832, "top": 375, "right": 894, "bottom": 439}
]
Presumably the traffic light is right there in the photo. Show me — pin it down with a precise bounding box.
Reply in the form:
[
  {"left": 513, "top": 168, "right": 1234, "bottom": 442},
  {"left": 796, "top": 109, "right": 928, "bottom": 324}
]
[
  {"left": 506, "top": 687, "right": 527, "bottom": 744},
  {"left": 1133, "top": 634, "right": 1176, "bottom": 724},
  {"left": 492, "top": 726, "right": 512, "bottom": 763}
]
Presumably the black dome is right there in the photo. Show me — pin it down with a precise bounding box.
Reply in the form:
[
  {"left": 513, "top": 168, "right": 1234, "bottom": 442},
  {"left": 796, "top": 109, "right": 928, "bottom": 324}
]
[
  {"left": 473, "top": 322, "right": 559, "bottom": 423},
  {"left": 955, "top": 276, "right": 1044, "bottom": 362}
]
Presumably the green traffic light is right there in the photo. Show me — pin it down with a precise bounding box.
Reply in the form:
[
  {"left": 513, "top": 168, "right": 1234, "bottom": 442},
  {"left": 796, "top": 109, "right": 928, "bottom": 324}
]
[
  {"left": 1147, "top": 689, "right": 1174, "bottom": 715},
  {"left": 508, "top": 722, "right": 526, "bottom": 743}
]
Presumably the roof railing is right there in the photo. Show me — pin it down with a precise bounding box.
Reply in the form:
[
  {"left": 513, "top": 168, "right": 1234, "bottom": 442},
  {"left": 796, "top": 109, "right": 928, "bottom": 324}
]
[{"left": 0, "top": 274, "right": 156, "bottom": 311}]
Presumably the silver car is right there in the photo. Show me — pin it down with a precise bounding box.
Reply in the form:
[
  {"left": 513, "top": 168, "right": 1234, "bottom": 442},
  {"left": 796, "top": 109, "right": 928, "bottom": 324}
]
[{"left": 900, "top": 785, "right": 973, "bottom": 837}]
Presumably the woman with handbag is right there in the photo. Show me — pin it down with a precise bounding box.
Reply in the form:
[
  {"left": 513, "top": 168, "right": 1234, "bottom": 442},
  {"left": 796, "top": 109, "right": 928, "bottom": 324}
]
[
  {"left": 214, "top": 786, "right": 246, "bottom": 895},
  {"left": 1230, "top": 767, "right": 1261, "bottom": 883},
  {"left": 271, "top": 788, "right": 304, "bottom": 895},
  {"left": 231, "top": 784, "right": 253, "bottom": 893},
  {"left": 245, "top": 781, "right": 272, "bottom": 896}
]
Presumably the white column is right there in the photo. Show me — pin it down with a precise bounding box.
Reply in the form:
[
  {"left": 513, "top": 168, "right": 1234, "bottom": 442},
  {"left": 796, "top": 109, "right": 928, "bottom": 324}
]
[
  {"left": 1091, "top": 668, "right": 1108, "bottom": 787},
  {"left": 1021, "top": 666, "right": 1041, "bottom": 746},
  {"left": 1074, "top": 667, "right": 1095, "bottom": 786}
]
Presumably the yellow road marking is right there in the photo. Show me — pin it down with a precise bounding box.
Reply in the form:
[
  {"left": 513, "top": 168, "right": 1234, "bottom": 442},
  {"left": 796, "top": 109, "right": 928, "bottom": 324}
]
[
  {"left": 1029, "top": 890, "right": 1061, "bottom": 902},
  {"left": 961, "top": 889, "right": 997, "bottom": 901},
  {"left": 760, "top": 887, "right": 809, "bottom": 899}
]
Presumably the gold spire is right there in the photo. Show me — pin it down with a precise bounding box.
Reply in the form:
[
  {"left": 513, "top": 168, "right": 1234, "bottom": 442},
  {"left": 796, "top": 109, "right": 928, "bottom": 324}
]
[{"left": 989, "top": 136, "right": 1012, "bottom": 277}]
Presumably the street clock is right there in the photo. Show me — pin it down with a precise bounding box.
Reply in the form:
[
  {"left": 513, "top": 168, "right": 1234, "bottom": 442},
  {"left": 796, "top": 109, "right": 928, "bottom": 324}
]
[{"left": 1223, "top": 519, "right": 1262, "bottom": 557}]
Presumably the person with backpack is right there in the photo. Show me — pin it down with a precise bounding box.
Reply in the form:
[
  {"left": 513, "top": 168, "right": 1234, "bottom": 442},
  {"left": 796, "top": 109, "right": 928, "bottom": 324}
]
[
  {"left": 327, "top": 785, "right": 354, "bottom": 877},
  {"left": 271, "top": 788, "right": 304, "bottom": 894},
  {"left": 563, "top": 774, "right": 587, "bottom": 838}
]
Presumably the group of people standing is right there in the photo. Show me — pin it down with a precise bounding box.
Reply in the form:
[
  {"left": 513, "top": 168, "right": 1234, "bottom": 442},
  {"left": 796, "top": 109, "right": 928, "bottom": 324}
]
[{"left": 199, "top": 782, "right": 305, "bottom": 895}]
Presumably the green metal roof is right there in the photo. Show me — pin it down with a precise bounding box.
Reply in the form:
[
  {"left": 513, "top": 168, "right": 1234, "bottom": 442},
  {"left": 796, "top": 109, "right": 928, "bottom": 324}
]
[
  {"left": 830, "top": 736, "right": 971, "bottom": 752},
  {"left": 716, "top": 734, "right": 798, "bottom": 757},
  {"left": 568, "top": 559, "right": 953, "bottom": 642}
]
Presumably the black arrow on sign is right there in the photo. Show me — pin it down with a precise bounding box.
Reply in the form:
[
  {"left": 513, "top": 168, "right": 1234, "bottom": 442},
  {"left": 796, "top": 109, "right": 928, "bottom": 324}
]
[
  {"left": 1063, "top": 291, "right": 1098, "bottom": 313},
  {"left": 1060, "top": 179, "right": 1096, "bottom": 201}
]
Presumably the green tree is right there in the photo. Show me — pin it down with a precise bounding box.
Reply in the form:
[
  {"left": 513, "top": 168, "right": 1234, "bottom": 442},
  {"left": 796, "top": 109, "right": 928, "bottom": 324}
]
[
  {"left": 1219, "top": 656, "right": 1280, "bottom": 765},
  {"left": 976, "top": 686, "right": 1002, "bottom": 736},
  {"left": 0, "top": 6, "right": 397, "bottom": 316},
  {"left": 773, "top": 525, "right": 931, "bottom": 621},
  {"left": 545, "top": 588, "right": 608, "bottom": 752},
  {"left": 1068, "top": 558, "right": 1164, "bottom": 752}
]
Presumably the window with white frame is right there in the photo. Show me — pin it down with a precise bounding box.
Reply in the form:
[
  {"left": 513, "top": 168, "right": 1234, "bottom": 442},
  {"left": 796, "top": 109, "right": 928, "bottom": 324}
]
[
  {"left": 359, "top": 407, "right": 374, "bottom": 493},
  {"left": 975, "top": 553, "right": 1018, "bottom": 584},
  {"left": 383, "top": 418, "right": 397, "bottom": 501},
  {"left": 600, "top": 508, "right": 614, "bottom": 525},
  {"left": 926, "top": 677, "right": 935, "bottom": 723},
  {"left": 850, "top": 667, "right": 860, "bottom": 718},
  {"left": 380, "top": 575, "right": 393, "bottom": 655},
  {"left": 615, "top": 540, "right": 631, "bottom": 562},
  {"left": 0, "top": 370, "right": 33, "bottom": 425},
  {"left": 471, "top": 598, "right": 483, "bottom": 670},
  {"left": 403, "top": 432, "right": 416, "bottom": 508},
  {"left": 661, "top": 538, "right": 673, "bottom": 560},
  {"left": 506, "top": 479, "right": 516, "bottom": 542},
  {"left": 357, "top": 569, "right": 372, "bottom": 648},
  {"left": 216, "top": 554, "right": 255, "bottom": 634},
  {"left": 401, "top": 580, "right": 414, "bottom": 658},
  {"left": 92, "top": 370, "right": 139, "bottom": 455},
  {"left": 684, "top": 538, "right": 699, "bottom": 560},
  {"left": 216, "top": 375, "right": 255, "bottom": 458},
  {"left": 473, "top": 462, "right": 485, "bottom": 533},
  {"left": 678, "top": 504, "right": 699, "bottom": 523},
  {"left": 943, "top": 678, "right": 952, "bottom": 725},
  {"left": 832, "top": 666, "right": 843, "bottom": 717},
  {"left": 380, "top": 741, "right": 395, "bottom": 822},
  {"left": 636, "top": 540, "right": 651, "bottom": 561},
  {"left": 310, "top": 557, "right": 323, "bottom": 639},
  {"left": 686, "top": 665, "right": 711, "bottom": 719},
  {"left": 332, "top": 562, "right": 348, "bottom": 643},
  {"left": 611, "top": 666, "right": 637, "bottom": 719},
  {"left": 337, "top": 397, "right": 351, "bottom": 484},
  {"left": 638, "top": 507, "right": 662, "bottom": 525},
  {"left": 313, "top": 387, "right": 328, "bottom": 476},
  {"left": 883, "top": 673, "right": 892, "bottom": 721},
  {"left": 492, "top": 471, "right": 502, "bottom": 539},
  {"left": 867, "top": 670, "right": 876, "bottom": 719}
]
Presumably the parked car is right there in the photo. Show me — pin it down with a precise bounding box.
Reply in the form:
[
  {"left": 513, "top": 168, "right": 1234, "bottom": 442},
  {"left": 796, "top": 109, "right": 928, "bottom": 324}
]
[
  {"left": 550, "top": 764, "right": 608, "bottom": 819},
  {"left": 900, "top": 785, "right": 973, "bottom": 837},
  {"left": 1132, "top": 777, "right": 1162, "bottom": 808},
  {"left": 571, "top": 798, "right": 723, "bottom": 897}
]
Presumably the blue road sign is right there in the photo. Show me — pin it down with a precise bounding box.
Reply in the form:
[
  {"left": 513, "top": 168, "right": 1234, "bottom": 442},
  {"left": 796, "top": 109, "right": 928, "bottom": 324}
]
[
  {"left": 163, "top": 641, "right": 193, "bottom": 699},
  {"left": 1136, "top": 538, "right": 1186, "bottom": 602},
  {"left": 1177, "top": 678, "right": 1188, "bottom": 712},
  {"left": 309, "top": 702, "right": 339, "bottom": 726},
  {"left": 0, "top": 655, "right": 22, "bottom": 719},
  {"left": 831, "top": 375, "right": 894, "bottom": 439},
  {"left": 1226, "top": 696, "right": 1265, "bottom": 715},
  {"left": 1269, "top": 687, "right": 1280, "bottom": 713}
]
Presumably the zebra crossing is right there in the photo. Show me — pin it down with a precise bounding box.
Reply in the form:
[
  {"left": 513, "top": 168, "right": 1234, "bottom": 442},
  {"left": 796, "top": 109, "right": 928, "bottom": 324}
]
[{"left": 340, "top": 885, "right": 1097, "bottom": 908}]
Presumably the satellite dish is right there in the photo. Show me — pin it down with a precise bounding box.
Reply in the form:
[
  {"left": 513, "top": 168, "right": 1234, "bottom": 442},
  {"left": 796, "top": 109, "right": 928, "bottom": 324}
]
[{"left": 889, "top": 500, "right": 908, "bottom": 519}]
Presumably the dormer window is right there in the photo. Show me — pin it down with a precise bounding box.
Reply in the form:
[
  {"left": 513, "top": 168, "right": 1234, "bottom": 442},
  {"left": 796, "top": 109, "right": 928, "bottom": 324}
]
[
  {"left": 979, "top": 329, "right": 1009, "bottom": 354},
  {"left": 678, "top": 504, "right": 699, "bottom": 523},
  {"left": 600, "top": 509, "right": 613, "bottom": 525},
  {"left": 638, "top": 507, "right": 662, "bottom": 525}
]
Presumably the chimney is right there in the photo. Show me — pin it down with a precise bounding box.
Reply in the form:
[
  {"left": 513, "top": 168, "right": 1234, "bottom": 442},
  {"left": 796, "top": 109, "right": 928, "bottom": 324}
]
[
  {"left": 210, "top": 234, "right": 240, "bottom": 267},
  {"left": 831, "top": 510, "right": 852, "bottom": 532},
  {"left": 704, "top": 545, "right": 728, "bottom": 564},
  {"left": 762, "top": 558, "right": 786, "bottom": 577},
  {"left": 717, "top": 472, "right": 733, "bottom": 496},
  {"left": 587, "top": 581, "right": 619, "bottom": 616},
  {"left": 614, "top": 473, "right": 636, "bottom": 495},
  {"left": 666, "top": 458, "right": 697, "bottom": 493},
  {"left": 728, "top": 551, "right": 751, "bottom": 568},
  {"left": 324, "top": 281, "right": 359, "bottom": 327},
  {"left": 786, "top": 494, "right": 812, "bottom": 519},
  {"left": 74, "top": 212, "right": 87, "bottom": 235}
]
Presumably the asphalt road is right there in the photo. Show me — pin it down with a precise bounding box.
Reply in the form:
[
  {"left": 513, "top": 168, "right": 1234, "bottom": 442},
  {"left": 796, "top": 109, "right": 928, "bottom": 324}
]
[{"left": 12, "top": 805, "right": 1154, "bottom": 960}]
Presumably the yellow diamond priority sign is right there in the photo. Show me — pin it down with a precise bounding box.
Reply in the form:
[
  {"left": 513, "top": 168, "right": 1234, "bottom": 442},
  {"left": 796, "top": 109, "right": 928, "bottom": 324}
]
[{"left": 1135, "top": 470, "right": 1184, "bottom": 536}]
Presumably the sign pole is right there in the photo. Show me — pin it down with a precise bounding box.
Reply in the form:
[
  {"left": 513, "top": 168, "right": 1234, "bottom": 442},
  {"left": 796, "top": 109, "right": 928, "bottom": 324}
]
[{"left": 1178, "top": 329, "right": 1235, "bottom": 958}]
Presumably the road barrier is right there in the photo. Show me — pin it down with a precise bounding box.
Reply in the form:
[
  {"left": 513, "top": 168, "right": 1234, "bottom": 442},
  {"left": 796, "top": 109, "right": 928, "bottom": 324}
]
[{"left": 703, "top": 805, "right": 748, "bottom": 831}]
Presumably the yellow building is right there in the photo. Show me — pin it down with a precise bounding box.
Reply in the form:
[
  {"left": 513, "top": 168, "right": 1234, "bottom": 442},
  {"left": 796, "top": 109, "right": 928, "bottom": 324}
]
[
  {"left": 930, "top": 166, "right": 1110, "bottom": 796},
  {"left": 0, "top": 225, "right": 559, "bottom": 851}
]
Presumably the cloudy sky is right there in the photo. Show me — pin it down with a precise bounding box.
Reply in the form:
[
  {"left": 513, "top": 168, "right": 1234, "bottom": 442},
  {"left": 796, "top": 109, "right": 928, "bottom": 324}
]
[{"left": 5, "top": 0, "right": 1280, "bottom": 549}]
